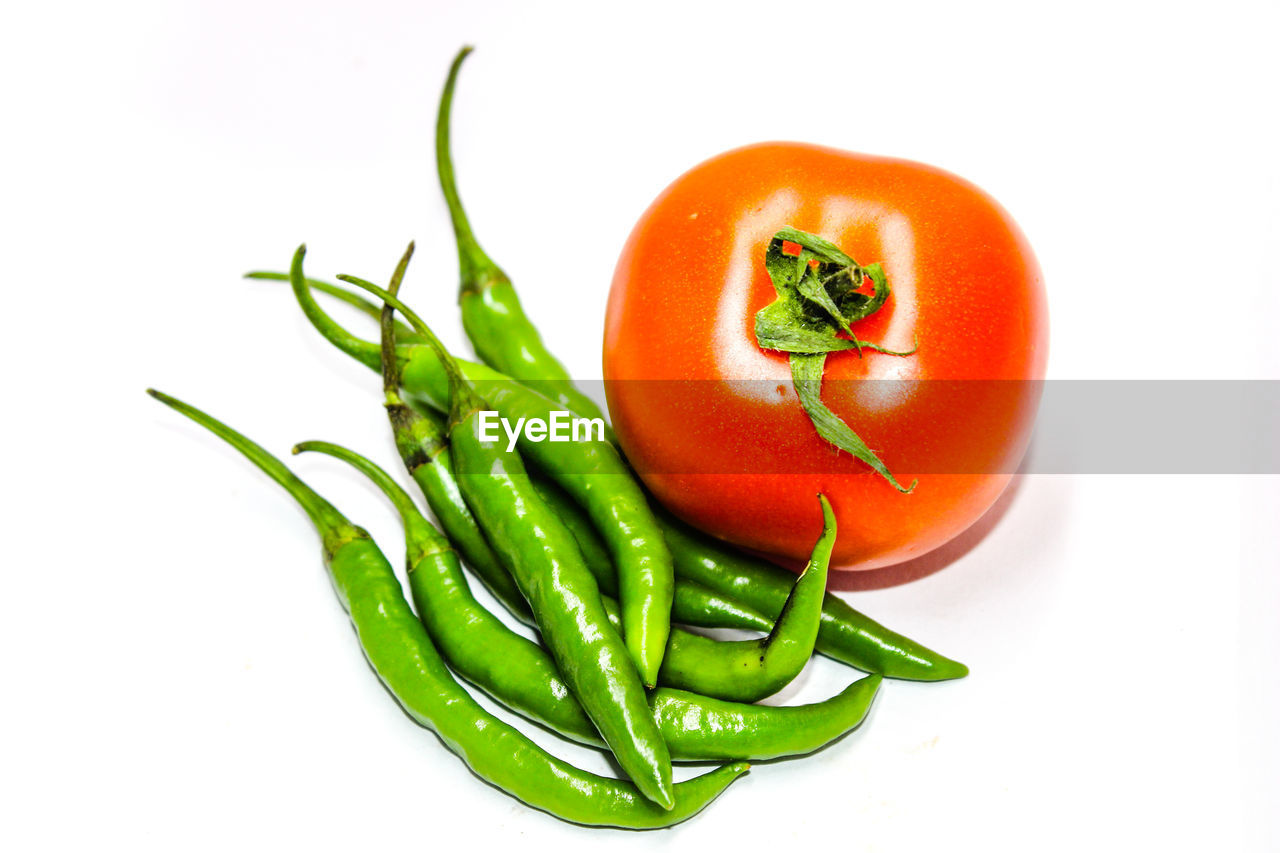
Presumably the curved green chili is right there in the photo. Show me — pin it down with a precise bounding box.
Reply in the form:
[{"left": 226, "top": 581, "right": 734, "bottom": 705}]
[
  {"left": 147, "top": 386, "right": 746, "bottom": 828},
  {"left": 338, "top": 270, "right": 674, "bottom": 690},
  {"left": 293, "top": 439, "right": 598, "bottom": 744},
  {"left": 650, "top": 674, "right": 881, "bottom": 761},
  {"left": 436, "top": 46, "right": 611, "bottom": 430},
  {"left": 658, "top": 510, "right": 970, "bottom": 681},
  {"left": 656, "top": 495, "right": 834, "bottom": 703},
  {"left": 277, "top": 270, "right": 967, "bottom": 681},
  {"left": 366, "top": 282, "right": 676, "bottom": 811}
]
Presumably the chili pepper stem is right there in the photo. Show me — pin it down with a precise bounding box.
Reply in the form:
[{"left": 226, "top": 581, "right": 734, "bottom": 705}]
[
  {"left": 337, "top": 273, "right": 486, "bottom": 426},
  {"left": 283, "top": 245, "right": 387, "bottom": 372},
  {"left": 436, "top": 45, "right": 504, "bottom": 292},
  {"left": 244, "top": 271, "right": 425, "bottom": 344},
  {"left": 147, "top": 389, "right": 361, "bottom": 557}
]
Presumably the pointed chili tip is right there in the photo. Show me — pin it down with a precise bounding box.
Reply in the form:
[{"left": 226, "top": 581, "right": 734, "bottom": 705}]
[
  {"left": 920, "top": 655, "right": 969, "bottom": 681},
  {"left": 290, "top": 445, "right": 304, "bottom": 456},
  {"left": 816, "top": 493, "right": 835, "bottom": 526}
]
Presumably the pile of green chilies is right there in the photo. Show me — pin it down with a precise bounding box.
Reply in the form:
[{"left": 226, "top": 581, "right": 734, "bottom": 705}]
[{"left": 149, "top": 47, "right": 966, "bottom": 830}]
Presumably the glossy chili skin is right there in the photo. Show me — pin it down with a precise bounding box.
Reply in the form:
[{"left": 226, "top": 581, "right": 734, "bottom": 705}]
[
  {"left": 451, "top": 401, "right": 674, "bottom": 807},
  {"left": 299, "top": 443, "right": 881, "bottom": 762},
  {"left": 398, "top": 400, "right": 771, "bottom": 637},
  {"left": 385, "top": 383, "right": 532, "bottom": 624},
  {"left": 548, "top": 473, "right": 963, "bottom": 680},
  {"left": 651, "top": 674, "right": 881, "bottom": 761},
  {"left": 405, "top": 443, "right": 534, "bottom": 622},
  {"left": 656, "top": 495, "right": 833, "bottom": 703},
  {"left": 380, "top": 386, "right": 814, "bottom": 705},
  {"left": 328, "top": 537, "right": 747, "bottom": 827},
  {"left": 294, "top": 440, "right": 599, "bottom": 744},
  {"left": 280, "top": 269, "right": 965, "bottom": 680},
  {"left": 529, "top": 474, "right": 773, "bottom": 632},
  {"left": 147, "top": 387, "right": 746, "bottom": 828},
  {"left": 659, "top": 511, "right": 968, "bottom": 681},
  {"left": 399, "top": 351, "right": 674, "bottom": 691},
  {"left": 436, "top": 47, "right": 610, "bottom": 431}
]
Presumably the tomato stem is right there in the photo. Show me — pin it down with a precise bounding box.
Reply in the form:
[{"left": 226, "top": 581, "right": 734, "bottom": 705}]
[{"left": 754, "top": 227, "right": 917, "bottom": 493}]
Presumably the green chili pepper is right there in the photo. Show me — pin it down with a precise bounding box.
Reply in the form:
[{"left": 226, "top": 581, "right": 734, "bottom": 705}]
[
  {"left": 658, "top": 511, "right": 970, "bottom": 681},
  {"left": 435, "top": 46, "right": 611, "bottom": 434},
  {"left": 650, "top": 674, "right": 881, "bottom": 761},
  {"left": 346, "top": 266, "right": 677, "bottom": 811},
  {"left": 147, "top": 387, "right": 746, "bottom": 828},
  {"left": 273, "top": 270, "right": 968, "bottom": 681},
  {"left": 655, "top": 495, "right": 834, "bottom": 703},
  {"left": 296, "top": 437, "right": 881, "bottom": 761},
  {"left": 528, "top": 473, "right": 774, "bottom": 632}
]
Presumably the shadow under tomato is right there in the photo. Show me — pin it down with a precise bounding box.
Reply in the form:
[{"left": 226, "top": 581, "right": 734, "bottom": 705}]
[
  {"left": 732, "top": 473, "right": 1025, "bottom": 593},
  {"left": 826, "top": 467, "right": 1029, "bottom": 592},
  {"left": 744, "top": 448, "right": 1036, "bottom": 591}
]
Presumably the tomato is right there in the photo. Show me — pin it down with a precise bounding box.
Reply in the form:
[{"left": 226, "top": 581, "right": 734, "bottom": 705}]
[{"left": 603, "top": 142, "right": 1048, "bottom": 571}]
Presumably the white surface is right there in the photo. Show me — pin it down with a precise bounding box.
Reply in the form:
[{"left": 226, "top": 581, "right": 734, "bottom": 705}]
[{"left": 3, "top": 1, "right": 1277, "bottom": 849}]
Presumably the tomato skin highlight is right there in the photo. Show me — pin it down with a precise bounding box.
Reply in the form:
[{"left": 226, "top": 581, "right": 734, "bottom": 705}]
[{"left": 603, "top": 142, "right": 1048, "bottom": 571}]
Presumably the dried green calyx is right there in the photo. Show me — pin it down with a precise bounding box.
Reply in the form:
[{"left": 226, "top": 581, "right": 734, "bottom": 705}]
[{"left": 754, "top": 227, "right": 917, "bottom": 493}]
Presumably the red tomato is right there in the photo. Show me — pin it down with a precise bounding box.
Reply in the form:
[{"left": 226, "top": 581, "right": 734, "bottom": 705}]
[{"left": 603, "top": 142, "right": 1048, "bottom": 571}]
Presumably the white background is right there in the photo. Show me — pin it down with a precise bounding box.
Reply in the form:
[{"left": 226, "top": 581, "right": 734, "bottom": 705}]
[{"left": 3, "top": 1, "right": 1277, "bottom": 849}]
